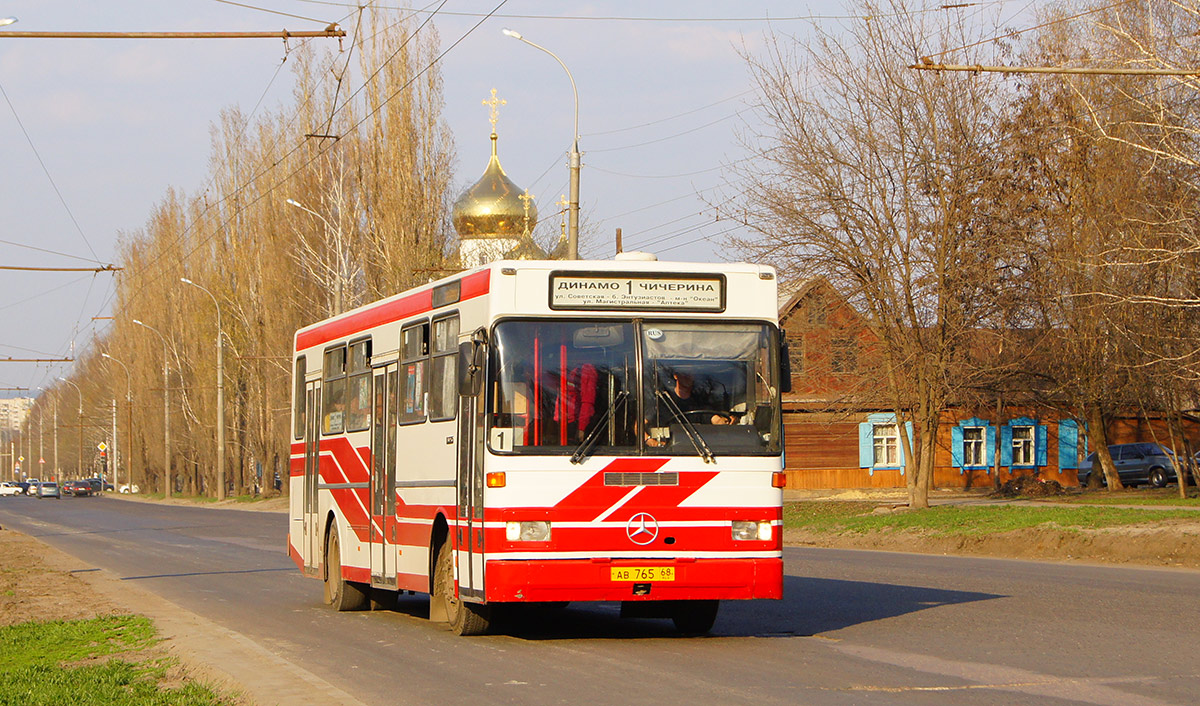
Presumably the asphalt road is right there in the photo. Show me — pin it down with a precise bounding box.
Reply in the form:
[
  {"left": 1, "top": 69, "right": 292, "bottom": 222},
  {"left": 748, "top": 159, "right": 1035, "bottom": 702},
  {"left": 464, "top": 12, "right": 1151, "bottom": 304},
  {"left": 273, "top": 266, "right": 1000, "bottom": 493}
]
[{"left": 2, "top": 494, "right": 1198, "bottom": 705}]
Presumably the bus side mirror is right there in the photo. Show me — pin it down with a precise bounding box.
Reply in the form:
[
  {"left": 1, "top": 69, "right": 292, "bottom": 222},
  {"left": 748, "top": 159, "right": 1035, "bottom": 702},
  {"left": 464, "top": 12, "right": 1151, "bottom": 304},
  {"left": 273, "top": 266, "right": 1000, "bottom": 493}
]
[
  {"left": 458, "top": 341, "right": 484, "bottom": 397},
  {"left": 779, "top": 340, "right": 793, "bottom": 394}
]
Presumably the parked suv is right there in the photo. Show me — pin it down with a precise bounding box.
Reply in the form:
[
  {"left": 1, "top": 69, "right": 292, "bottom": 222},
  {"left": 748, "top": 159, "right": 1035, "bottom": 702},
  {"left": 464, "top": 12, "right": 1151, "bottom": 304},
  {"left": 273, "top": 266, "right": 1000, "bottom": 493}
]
[{"left": 1078, "top": 442, "right": 1180, "bottom": 488}]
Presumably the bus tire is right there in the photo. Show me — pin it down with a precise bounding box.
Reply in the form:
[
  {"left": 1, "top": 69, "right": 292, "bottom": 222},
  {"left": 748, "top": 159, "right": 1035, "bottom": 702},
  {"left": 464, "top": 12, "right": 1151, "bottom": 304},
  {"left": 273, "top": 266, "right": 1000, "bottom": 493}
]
[
  {"left": 434, "top": 541, "right": 491, "bottom": 636},
  {"left": 324, "top": 527, "right": 368, "bottom": 611},
  {"left": 672, "top": 600, "right": 719, "bottom": 635}
]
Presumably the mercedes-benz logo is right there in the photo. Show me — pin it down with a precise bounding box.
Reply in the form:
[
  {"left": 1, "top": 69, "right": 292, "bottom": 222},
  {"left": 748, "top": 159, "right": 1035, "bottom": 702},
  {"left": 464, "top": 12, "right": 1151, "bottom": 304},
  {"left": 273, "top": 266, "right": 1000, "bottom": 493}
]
[{"left": 626, "top": 512, "right": 659, "bottom": 545}]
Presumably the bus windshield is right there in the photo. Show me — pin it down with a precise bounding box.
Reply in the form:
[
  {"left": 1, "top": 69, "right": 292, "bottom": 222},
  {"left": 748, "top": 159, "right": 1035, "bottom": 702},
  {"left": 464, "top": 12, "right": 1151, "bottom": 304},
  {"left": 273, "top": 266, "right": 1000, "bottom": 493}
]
[{"left": 488, "top": 320, "right": 781, "bottom": 457}]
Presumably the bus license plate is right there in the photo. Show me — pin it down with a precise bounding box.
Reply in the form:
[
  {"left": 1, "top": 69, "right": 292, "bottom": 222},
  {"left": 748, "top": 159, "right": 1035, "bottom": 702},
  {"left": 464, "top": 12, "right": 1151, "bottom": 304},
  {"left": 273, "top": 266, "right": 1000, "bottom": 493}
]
[{"left": 611, "top": 566, "right": 675, "bottom": 582}]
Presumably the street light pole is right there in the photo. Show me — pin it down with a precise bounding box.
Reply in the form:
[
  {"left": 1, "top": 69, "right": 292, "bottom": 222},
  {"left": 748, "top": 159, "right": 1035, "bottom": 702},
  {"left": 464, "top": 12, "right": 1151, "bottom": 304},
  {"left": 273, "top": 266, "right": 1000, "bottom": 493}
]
[
  {"left": 102, "top": 353, "right": 133, "bottom": 492},
  {"left": 181, "top": 278, "right": 225, "bottom": 500},
  {"left": 58, "top": 377, "right": 83, "bottom": 480},
  {"left": 286, "top": 198, "right": 348, "bottom": 313},
  {"left": 38, "top": 388, "right": 58, "bottom": 478},
  {"left": 501, "top": 28, "right": 581, "bottom": 260},
  {"left": 134, "top": 319, "right": 172, "bottom": 497}
]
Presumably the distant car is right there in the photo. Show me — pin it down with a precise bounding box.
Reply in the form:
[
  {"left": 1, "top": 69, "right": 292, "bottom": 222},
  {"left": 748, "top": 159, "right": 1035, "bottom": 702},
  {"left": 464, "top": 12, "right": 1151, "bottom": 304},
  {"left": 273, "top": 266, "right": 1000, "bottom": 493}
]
[
  {"left": 1078, "top": 442, "right": 1181, "bottom": 488},
  {"left": 118, "top": 483, "right": 140, "bottom": 494},
  {"left": 24, "top": 479, "right": 40, "bottom": 496},
  {"left": 37, "top": 481, "right": 60, "bottom": 499},
  {"left": 86, "top": 478, "right": 104, "bottom": 494},
  {"left": 0, "top": 482, "right": 23, "bottom": 496},
  {"left": 62, "top": 480, "right": 94, "bottom": 497}
]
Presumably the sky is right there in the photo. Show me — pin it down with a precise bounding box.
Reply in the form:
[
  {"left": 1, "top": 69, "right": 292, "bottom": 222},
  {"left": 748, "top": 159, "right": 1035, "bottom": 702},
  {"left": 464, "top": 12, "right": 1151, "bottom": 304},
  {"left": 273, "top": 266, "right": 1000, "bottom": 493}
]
[{"left": 0, "top": 0, "right": 1032, "bottom": 400}]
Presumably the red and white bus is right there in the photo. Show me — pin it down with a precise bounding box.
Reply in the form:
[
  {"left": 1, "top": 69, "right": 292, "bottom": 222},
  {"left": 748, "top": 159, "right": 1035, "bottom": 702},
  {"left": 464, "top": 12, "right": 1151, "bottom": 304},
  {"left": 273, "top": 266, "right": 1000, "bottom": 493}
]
[{"left": 288, "top": 255, "right": 787, "bottom": 635}]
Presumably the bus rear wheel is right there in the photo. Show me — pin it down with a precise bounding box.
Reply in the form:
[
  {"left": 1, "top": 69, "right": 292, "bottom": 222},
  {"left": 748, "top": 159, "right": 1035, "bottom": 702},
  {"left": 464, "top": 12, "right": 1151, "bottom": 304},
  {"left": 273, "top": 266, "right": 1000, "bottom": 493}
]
[
  {"left": 434, "top": 541, "right": 491, "bottom": 636},
  {"left": 324, "top": 528, "right": 368, "bottom": 611},
  {"left": 672, "top": 600, "right": 719, "bottom": 635}
]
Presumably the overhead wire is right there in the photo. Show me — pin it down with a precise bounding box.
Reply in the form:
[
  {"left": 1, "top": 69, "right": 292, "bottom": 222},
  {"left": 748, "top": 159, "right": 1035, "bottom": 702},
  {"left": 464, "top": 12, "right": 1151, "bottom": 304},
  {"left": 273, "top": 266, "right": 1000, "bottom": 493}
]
[
  {"left": 211, "top": 0, "right": 336, "bottom": 24},
  {"left": 0, "top": 239, "right": 110, "bottom": 265},
  {"left": 79, "top": 4, "right": 371, "bottom": 327},
  {"left": 0, "top": 81, "right": 103, "bottom": 264},
  {"left": 121, "top": 1, "right": 427, "bottom": 290},
  {"left": 287, "top": 0, "right": 1019, "bottom": 23},
  {"left": 110, "top": 0, "right": 509, "bottom": 319}
]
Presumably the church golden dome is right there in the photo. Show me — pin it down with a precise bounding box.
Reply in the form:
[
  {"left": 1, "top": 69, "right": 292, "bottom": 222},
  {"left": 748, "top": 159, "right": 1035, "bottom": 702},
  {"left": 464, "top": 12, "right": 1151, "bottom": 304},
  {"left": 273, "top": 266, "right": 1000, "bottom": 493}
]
[{"left": 451, "top": 131, "right": 538, "bottom": 239}]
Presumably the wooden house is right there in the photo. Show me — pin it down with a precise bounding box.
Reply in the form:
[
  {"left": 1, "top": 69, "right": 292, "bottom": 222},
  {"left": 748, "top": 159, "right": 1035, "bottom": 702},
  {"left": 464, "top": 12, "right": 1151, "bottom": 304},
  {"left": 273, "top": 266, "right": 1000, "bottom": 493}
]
[{"left": 778, "top": 280, "right": 1200, "bottom": 489}]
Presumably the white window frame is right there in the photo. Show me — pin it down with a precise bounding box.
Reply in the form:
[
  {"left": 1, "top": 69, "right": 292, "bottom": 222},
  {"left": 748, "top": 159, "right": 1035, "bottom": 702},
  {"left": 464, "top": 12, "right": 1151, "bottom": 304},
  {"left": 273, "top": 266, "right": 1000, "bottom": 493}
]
[
  {"left": 1012, "top": 425, "right": 1034, "bottom": 466},
  {"left": 963, "top": 426, "right": 985, "bottom": 467},
  {"left": 873, "top": 423, "right": 899, "bottom": 468}
]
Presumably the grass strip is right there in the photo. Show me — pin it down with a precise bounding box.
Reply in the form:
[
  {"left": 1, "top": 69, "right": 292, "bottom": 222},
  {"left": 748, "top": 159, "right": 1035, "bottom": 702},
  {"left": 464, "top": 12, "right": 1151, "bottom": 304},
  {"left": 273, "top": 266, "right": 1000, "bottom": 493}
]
[
  {"left": 1046, "top": 492, "right": 1200, "bottom": 507},
  {"left": 784, "top": 501, "right": 1200, "bottom": 536},
  {"left": 0, "top": 616, "right": 228, "bottom": 706}
]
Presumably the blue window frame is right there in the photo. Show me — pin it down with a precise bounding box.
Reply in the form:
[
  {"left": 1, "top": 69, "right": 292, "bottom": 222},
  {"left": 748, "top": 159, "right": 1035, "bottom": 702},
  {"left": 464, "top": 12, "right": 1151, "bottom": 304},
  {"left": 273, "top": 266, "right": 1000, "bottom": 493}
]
[
  {"left": 1000, "top": 417, "right": 1048, "bottom": 468},
  {"left": 858, "top": 413, "right": 913, "bottom": 475},
  {"left": 951, "top": 417, "right": 995, "bottom": 473}
]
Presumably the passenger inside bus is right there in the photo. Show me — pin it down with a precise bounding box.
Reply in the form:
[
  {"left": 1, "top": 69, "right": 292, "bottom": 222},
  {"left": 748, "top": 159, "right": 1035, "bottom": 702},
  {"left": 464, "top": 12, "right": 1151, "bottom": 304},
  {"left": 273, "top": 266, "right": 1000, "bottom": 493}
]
[{"left": 645, "top": 366, "right": 738, "bottom": 447}]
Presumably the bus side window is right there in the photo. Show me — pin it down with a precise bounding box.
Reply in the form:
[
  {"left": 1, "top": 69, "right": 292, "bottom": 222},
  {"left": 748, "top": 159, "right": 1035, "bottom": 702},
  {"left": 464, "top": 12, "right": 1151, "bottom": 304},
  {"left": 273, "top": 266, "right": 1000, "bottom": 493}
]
[
  {"left": 322, "top": 346, "right": 347, "bottom": 434},
  {"left": 429, "top": 316, "right": 459, "bottom": 421},
  {"left": 293, "top": 356, "right": 306, "bottom": 440},
  {"left": 400, "top": 322, "right": 429, "bottom": 423},
  {"left": 346, "top": 339, "right": 372, "bottom": 432},
  {"left": 387, "top": 370, "right": 398, "bottom": 480}
]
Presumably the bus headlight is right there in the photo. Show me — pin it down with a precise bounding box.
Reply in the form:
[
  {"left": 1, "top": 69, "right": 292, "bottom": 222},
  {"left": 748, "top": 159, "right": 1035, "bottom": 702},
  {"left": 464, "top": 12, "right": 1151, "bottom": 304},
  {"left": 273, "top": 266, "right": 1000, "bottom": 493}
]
[
  {"left": 732, "top": 521, "right": 772, "bottom": 541},
  {"left": 506, "top": 521, "right": 551, "bottom": 542}
]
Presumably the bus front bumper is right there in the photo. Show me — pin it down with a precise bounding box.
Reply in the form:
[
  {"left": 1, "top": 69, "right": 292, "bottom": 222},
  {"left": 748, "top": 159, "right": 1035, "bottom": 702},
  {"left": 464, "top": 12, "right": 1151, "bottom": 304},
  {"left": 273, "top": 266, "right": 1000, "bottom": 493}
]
[{"left": 483, "top": 557, "right": 783, "bottom": 603}]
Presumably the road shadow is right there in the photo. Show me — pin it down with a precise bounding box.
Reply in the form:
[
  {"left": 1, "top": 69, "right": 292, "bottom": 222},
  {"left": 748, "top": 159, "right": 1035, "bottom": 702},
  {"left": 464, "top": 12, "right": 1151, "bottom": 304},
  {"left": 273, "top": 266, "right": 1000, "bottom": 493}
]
[{"left": 375, "top": 574, "right": 1003, "bottom": 641}]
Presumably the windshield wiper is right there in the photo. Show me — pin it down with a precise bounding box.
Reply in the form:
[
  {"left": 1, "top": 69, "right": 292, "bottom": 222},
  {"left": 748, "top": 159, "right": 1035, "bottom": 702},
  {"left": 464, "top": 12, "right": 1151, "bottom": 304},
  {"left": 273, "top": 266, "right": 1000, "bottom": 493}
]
[
  {"left": 655, "top": 390, "right": 716, "bottom": 463},
  {"left": 570, "top": 391, "right": 629, "bottom": 464}
]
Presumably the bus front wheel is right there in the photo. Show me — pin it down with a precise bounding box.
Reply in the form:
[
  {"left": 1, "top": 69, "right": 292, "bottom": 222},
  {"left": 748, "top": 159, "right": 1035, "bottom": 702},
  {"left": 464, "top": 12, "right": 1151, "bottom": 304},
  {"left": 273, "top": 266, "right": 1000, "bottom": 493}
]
[
  {"left": 434, "top": 541, "right": 491, "bottom": 636},
  {"left": 672, "top": 600, "right": 719, "bottom": 635},
  {"left": 324, "top": 527, "right": 368, "bottom": 611}
]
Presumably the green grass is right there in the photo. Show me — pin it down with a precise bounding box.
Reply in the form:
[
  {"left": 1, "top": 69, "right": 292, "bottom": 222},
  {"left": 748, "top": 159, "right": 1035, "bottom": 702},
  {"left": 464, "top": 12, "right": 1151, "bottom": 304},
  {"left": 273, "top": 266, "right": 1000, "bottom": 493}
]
[
  {"left": 0, "top": 616, "right": 228, "bottom": 706},
  {"left": 1044, "top": 489, "right": 1200, "bottom": 507},
  {"left": 784, "top": 501, "right": 1200, "bottom": 536}
]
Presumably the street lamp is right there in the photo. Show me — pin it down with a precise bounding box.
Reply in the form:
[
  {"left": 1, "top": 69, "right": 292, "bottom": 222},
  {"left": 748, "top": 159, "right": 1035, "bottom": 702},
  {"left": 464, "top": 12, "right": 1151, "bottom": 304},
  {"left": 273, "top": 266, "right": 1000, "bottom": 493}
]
[
  {"left": 36, "top": 387, "right": 58, "bottom": 480},
  {"left": 501, "top": 28, "right": 581, "bottom": 260},
  {"left": 134, "top": 319, "right": 173, "bottom": 497},
  {"left": 0, "top": 18, "right": 17, "bottom": 28},
  {"left": 101, "top": 353, "right": 133, "bottom": 492},
  {"left": 286, "top": 198, "right": 352, "bottom": 314},
  {"left": 181, "top": 277, "right": 226, "bottom": 500},
  {"left": 33, "top": 393, "right": 44, "bottom": 479},
  {"left": 57, "top": 377, "right": 84, "bottom": 480}
]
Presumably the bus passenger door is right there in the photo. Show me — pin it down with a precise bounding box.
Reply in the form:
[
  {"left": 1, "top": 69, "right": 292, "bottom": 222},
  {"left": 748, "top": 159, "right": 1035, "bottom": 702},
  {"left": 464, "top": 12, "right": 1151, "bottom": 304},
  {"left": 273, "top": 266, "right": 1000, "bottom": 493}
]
[
  {"left": 456, "top": 393, "right": 486, "bottom": 599},
  {"left": 303, "top": 382, "right": 321, "bottom": 573},
  {"left": 370, "top": 366, "right": 397, "bottom": 586}
]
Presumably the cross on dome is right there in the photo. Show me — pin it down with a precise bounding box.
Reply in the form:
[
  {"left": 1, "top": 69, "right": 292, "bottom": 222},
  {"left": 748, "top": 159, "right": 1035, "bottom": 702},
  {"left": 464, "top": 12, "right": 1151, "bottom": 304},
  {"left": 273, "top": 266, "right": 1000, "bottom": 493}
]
[{"left": 483, "top": 88, "right": 506, "bottom": 134}]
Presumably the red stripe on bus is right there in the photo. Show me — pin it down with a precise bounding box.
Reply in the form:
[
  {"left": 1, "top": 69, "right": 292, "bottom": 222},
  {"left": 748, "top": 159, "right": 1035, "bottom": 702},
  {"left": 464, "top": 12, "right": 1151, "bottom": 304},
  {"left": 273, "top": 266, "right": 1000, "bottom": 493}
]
[{"left": 294, "top": 269, "right": 491, "bottom": 351}]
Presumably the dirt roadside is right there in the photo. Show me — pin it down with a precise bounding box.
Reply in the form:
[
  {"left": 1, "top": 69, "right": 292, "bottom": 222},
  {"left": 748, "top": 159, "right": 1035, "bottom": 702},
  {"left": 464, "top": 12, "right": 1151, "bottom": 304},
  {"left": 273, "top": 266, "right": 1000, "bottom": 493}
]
[{"left": 0, "top": 500, "right": 365, "bottom": 706}]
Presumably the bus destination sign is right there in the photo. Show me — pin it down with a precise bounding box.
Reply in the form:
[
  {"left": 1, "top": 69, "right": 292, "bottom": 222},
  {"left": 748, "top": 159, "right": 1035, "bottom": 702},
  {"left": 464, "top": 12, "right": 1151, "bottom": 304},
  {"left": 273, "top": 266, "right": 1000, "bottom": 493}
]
[{"left": 549, "top": 272, "right": 725, "bottom": 312}]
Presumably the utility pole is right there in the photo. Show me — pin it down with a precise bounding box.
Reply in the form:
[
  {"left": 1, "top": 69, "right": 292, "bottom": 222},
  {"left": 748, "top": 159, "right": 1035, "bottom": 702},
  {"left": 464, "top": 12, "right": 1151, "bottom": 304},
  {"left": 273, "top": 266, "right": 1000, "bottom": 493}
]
[
  {"left": 37, "top": 408, "right": 43, "bottom": 479},
  {"left": 58, "top": 377, "right": 83, "bottom": 480},
  {"left": 181, "top": 278, "right": 225, "bottom": 500},
  {"left": 52, "top": 398, "right": 58, "bottom": 480},
  {"left": 111, "top": 399, "right": 118, "bottom": 489},
  {"left": 134, "top": 320, "right": 172, "bottom": 497}
]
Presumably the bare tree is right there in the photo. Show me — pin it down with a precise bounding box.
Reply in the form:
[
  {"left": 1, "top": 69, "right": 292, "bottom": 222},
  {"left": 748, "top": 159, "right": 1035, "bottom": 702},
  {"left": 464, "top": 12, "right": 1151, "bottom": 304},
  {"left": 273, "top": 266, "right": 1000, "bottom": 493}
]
[{"left": 729, "top": 0, "right": 1012, "bottom": 507}]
